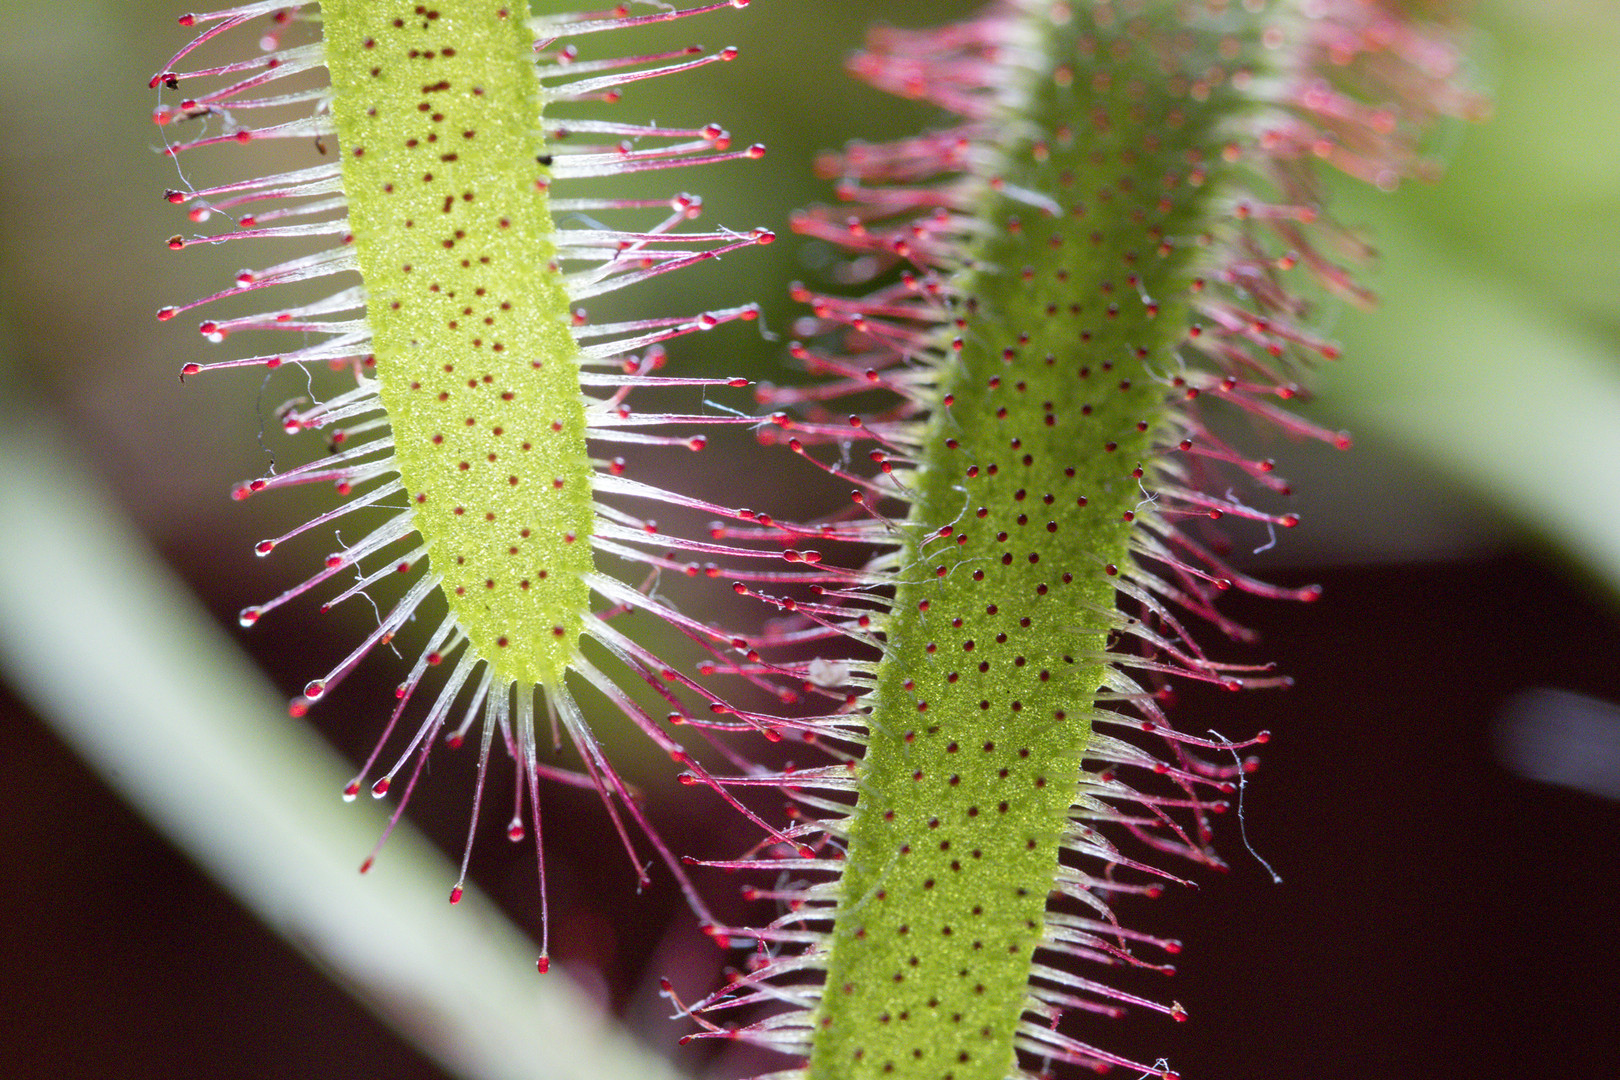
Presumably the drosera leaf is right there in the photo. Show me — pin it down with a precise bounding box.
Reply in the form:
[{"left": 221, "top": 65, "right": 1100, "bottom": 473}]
[
  {"left": 153, "top": 0, "right": 782, "bottom": 973},
  {"left": 674, "top": 2, "right": 1479, "bottom": 1077}
]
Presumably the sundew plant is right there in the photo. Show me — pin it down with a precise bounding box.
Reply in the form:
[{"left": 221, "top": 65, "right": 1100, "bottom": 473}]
[
  {"left": 154, "top": 0, "right": 791, "bottom": 970},
  {"left": 153, "top": 0, "right": 1474, "bottom": 1077}
]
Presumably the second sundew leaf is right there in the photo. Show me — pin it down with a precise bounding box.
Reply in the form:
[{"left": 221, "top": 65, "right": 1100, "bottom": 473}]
[
  {"left": 323, "top": 1, "right": 592, "bottom": 688},
  {"left": 683, "top": 1, "right": 1477, "bottom": 1077},
  {"left": 808, "top": 14, "right": 1252, "bottom": 1080}
]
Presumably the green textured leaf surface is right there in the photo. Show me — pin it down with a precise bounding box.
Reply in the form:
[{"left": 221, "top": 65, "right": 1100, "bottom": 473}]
[
  {"left": 809, "top": 7, "right": 1257, "bottom": 1078},
  {"left": 325, "top": 0, "right": 594, "bottom": 688}
]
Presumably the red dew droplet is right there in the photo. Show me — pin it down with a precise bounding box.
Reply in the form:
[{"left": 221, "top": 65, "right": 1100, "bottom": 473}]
[
  {"left": 342, "top": 780, "right": 361, "bottom": 801},
  {"left": 287, "top": 698, "right": 309, "bottom": 718},
  {"left": 303, "top": 679, "right": 327, "bottom": 701},
  {"left": 255, "top": 539, "right": 276, "bottom": 556},
  {"left": 359, "top": 856, "right": 374, "bottom": 875},
  {"left": 179, "top": 363, "right": 201, "bottom": 378},
  {"left": 371, "top": 777, "right": 390, "bottom": 797},
  {"left": 167, "top": 235, "right": 185, "bottom": 250},
  {"left": 507, "top": 821, "right": 524, "bottom": 842},
  {"left": 237, "top": 607, "right": 261, "bottom": 627},
  {"left": 536, "top": 955, "right": 550, "bottom": 974},
  {"left": 448, "top": 885, "right": 463, "bottom": 905}
]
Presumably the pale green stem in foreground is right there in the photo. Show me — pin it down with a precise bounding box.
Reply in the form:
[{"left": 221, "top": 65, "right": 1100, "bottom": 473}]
[{"left": 0, "top": 383, "right": 683, "bottom": 1080}]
